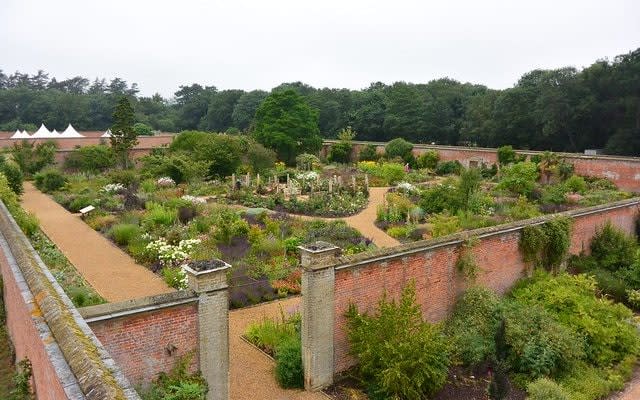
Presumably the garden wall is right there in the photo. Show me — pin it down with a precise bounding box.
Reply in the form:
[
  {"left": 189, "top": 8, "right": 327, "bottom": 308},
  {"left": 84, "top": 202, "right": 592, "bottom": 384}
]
[
  {"left": 301, "top": 197, "right": 640, "bottom": 388},
  {"left": 0, "top": 201, "right": 139, "bottom": 399},
  {"left": 80, "top": 292, "right": 200, "bottom": 386},
  {"left": 322, "top": 140, "right": 640, "bottom": 192}
]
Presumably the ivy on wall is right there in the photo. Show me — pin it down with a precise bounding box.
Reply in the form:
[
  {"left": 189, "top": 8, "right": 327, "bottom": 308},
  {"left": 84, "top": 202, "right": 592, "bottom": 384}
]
[{"left": 519, "top": 217, "right": 572, "bottom": 272}]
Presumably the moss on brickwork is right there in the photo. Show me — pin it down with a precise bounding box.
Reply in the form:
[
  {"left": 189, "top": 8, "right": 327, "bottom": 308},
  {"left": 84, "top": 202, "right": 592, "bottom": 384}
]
[
  {"left": 0, "top": 275, "right": 16, "bottom": 398},
  {"left": 0, "top": 201, "right": 130, "bottom": 400}
]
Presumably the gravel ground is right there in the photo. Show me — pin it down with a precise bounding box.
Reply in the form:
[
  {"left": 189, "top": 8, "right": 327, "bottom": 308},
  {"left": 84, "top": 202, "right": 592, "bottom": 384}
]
[{"left": 20, "top": 182, "right": 173, "bottom": 302}]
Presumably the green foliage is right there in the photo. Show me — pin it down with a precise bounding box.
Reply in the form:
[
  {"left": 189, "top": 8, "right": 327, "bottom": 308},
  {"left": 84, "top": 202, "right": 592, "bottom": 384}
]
[
  {"left": 133, "top": 122, "right": 153, "bottom": 136},
  {"left": 457, "top": 167, "right": 481, "bottom": 211},
  {"left": 506, "top": 196, "right": 541, "bottom": 220},
  {"left": 33, "top": 168, "right": 67, "bottom": 193},
  {"left": 140, "top": 154, "right": 208, "bottom": 183},
  {"left": 108, "top": 169, "right": 140, "bottom": 187},
  {"left": 144, "top": 203, "right": 177, "bottom": 227},
  {"left": 456, "top": 237, "right": 479, "bottom": 280},
  {"left": 274, "top": 338, "right": 303, "bottom": 388},
  {"left": 141, "top": 353, "right": 207, "bottom": 400},
  {"left": 253, "top": 90, "right": 322, "bottom": 164},
  {"left": 445, "top": 287, "right": 501, "bottom": 366},
  {"left": 0, "top": 173, "right": 39, "bottom": 236},
  {"left": 328, "top": 141, "right": 353, "bottom": 164},
  {"left": 497, "top": 145, "right": 518, "bottom": 166},
  {"left": 109, "top": 223, "right": 141, "bottom": 245},
  {"left": 170, "top": 131, "right": 211, "bottom": 152},
  {"left": 1, "top": 161, "right": 23, "bottom": 195},
  {"left": 496, "top": 161, "right": 538, "bottom": 196},
  {"left": 510, "top": 272, "right": 639, "bottom": 367},
  {"left": 526, "top": 378, "right": 571, "bottom": 400},
  {"left": 386, "top": 225, "right": 411, "bottom": 239},
  {"left": 564, "top": 175, "right": 587, "bottom": 194},
  {"left": 161, "top": 267, "right": 186, "bottom": 290},
  {"left": 110, "top": 96, "right": 138, "bottom": 168},
  {"left": 11, "top": 140, "right": 57, "bottom": 176},
  {"left": 9, "top": 359, "right": 33, "bottom": 400},
  {"left": 519, "top": 217, "right": 571, "bottom": 271},
  {"left": 419, "top": 180, "right": 458, "bottom": 214},
  {"left": 502, "top": 301, "right": 583, "bottom": 378},
  {"left": 590, "top": 221, "right": 637, "bottom": 271},
  {"left": 430, "top": 213, "right": 460, "bottom": 237},
  {"left": 358, "top": 144, "right": 379, "bottom": 161},
  {"left": 63, "top": 145, "right": 115, "bottom": 173},
  {"left": 435, "top": 160, "right": 462, "bottom": 175},
  {"left": 345, "top": 282, "right": 450, "bottom": 399},
  {"left": 194, "top": 134, "right": 243, "bottom": 178},
  {"left": 246, "top": 141, "right": 276, "bottom": 173},
  {"left": 384, "top": 138, "right": 414, "bottom": 159},
  {"left": 295, "top": 153, "right": 321, "bottom": 170},
  {"left": 416, "top": 150, "right": 440, "bottom": 169}
]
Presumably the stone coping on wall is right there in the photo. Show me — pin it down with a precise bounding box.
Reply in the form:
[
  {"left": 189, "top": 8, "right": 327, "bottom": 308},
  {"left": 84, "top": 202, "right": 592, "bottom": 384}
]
[
  {"left": 80, "top": 290, "right": 197, "bottom": 323},
  {"left": 322, "top": 139, "right": 640, "bottom": 163},
  {"left": 313, "top": 197, "right": 640, "bottom": 273},
  {"left": 0, "top": 200, "right": 140, "bottom": 400}
]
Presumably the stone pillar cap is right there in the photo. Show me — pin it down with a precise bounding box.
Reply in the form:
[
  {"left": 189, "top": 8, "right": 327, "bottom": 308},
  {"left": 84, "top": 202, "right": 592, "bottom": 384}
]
[
  {"left": 183, "top": 259, "right": 231, "bottom": 276},
  {"left": 297, "top": 241, "right": 340, "bottom": 253}
]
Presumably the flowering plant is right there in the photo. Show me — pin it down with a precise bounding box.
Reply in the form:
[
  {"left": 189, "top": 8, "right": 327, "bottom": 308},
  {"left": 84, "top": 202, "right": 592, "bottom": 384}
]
[
  {"left": 396, "top": 182, "right": 417, "bottom": 193},
  {"left": 296, "top": 171, "right": 319, "bottom": 181},
  {"left": 146, "top": 238, "right": 201, "bottom": 268},
  {"left": 101, "top": 183, "right": 125, "bottom": 194},
  {"left": 157, "top": 177, "right": 176, "bottom": 187},
  {"left": 181, "top": 195, "right": 206, "bottom": 205}
]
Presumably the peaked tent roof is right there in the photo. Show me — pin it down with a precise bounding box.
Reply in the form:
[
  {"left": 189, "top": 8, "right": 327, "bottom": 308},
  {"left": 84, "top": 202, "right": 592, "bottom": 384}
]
[
  {"left": 10, "top": 130, "right": 24, "bottom": 139},
  {"left": 60, "top": 124, "right": 84, "bottom": 138},
  {"left": 51, "top": 129, "right": 61, "bottom": 136},
  {"left": 31, "top": 123, "right": 56, "bottom": 138},
  {"left": 20, "top": 129, "right": 29, "bottom": 136},
  {"left": 101, "top": 129, "right": 112, "bottom": 138}
]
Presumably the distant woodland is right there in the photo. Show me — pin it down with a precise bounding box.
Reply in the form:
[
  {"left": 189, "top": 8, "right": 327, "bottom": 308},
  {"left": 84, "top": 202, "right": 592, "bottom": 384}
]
[{"left": 0, "top": 47, "right": 638, "bottom": 155}]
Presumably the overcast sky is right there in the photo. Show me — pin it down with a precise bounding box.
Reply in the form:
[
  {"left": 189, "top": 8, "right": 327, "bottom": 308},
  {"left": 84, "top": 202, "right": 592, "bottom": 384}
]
[{"left": 1, "top": 0, "right": 639, "bottom": 97}]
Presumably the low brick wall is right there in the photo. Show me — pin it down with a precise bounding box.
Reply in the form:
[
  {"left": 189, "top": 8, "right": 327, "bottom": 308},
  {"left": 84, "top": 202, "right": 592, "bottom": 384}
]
[
  {"left": 0, "top": 201, "right": 139, "bottom": 399},
  {"left": 301, "top": 198, "right": 640, "bottom": 382},
  {"left": 81, "top": 292, "right": 199, "bottom": 386},
  {"left": 323, "top": 141, "right": 640, "bottom": 192}
]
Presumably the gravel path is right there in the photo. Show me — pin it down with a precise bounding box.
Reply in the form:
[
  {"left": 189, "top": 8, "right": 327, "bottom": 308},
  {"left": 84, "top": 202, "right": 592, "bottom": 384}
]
[
  {"left": 20, "top": 182, "right": 173, "bottom": 302},
  {"left": 229, "top": 296, "right": 327, "bottom": 400},
  {"left": 342, "top": 187, "right": 400, "bottom": 248}
]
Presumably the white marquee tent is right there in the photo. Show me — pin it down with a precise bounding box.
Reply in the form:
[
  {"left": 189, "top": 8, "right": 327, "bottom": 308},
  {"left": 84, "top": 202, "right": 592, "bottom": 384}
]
[
  {"left": 10, "top": 129, "right": 30, "bottom": 139},
  {"left": 31, "top": 124, "right": 57, "bottom": 138},
  {"left": 101, "top": 129, "right": 112, "bottom": 138},
  {"left": 51, "top": 129, "right": 61, "bottom": 136},
  {"left": 60, "top": 124, "right": 84, "bottom": 138}
]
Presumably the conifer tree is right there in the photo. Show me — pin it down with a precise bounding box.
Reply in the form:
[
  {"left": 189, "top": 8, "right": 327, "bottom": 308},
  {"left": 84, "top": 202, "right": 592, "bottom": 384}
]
[{"left": 110, "top": 96, "right": 138, "bottom": 168}]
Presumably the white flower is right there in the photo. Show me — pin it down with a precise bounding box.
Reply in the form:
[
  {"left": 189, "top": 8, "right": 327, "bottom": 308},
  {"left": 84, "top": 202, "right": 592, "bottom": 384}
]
[
  {"left": 396, "top": 182, "right": 417, "bottom": 193},
  {"left": 181, "top": 195, "right": 206, "bottom": 205},
  {"left": 101, "top": 183, "right": 125, "bottom": 194},
  {"left": 296, "top": 171, "right": 319, "bottom": 181},
  {"left": 157, "top": 177, "right": 176, "bottom": 187}
]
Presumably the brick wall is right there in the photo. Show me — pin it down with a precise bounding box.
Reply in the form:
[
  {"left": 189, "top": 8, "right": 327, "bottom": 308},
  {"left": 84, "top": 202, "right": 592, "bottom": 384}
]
[
  {"left": 325, "top": 141, "right": 640, "bottom": 192},
  {"left": 84, "top": 300, "right": 199, "bottom": 386},
  {"left": 0, "top": 247, "right": 70, "bottom": 399},
  {"left": 330, "top": 199, "right": 640, "bottom": 373}
]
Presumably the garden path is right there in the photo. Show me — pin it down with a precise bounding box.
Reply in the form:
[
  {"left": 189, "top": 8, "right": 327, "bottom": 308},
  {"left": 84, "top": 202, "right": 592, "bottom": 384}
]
[
  {"left": 20, "top": 182, "right": 173, "bottom": 302},
  {"left": 612, "top": 368, "right": 640, "bottom": 400},
  {"left": 234, "top": 186, "right": 400, "bottom": 248},
  {"left": 229, "top": 296, "right": 328, "bottom": 400}
]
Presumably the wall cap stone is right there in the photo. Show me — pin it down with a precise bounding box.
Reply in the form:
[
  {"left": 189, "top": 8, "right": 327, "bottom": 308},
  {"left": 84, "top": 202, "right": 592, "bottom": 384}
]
[
  {"left": 316, "top": 197, "right": 640, "bottom": 272},
  {"left": 80, "top": 290, "right": 197, "bottom": 322}
]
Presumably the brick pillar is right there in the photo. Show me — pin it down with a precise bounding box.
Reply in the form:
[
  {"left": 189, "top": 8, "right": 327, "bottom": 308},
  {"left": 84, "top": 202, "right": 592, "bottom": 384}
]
[
  {"left": 184, "top": 260, "right": 231, "bottom": 400},
  {"left": 298, "top": 241, "right": 341, "bottom": 390}
]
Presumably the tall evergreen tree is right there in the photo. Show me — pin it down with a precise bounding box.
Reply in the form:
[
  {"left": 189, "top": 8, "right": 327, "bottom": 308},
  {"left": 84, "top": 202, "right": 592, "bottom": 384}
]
[{"left": 110, "top": 97, "right": 138, "bottom": 168}]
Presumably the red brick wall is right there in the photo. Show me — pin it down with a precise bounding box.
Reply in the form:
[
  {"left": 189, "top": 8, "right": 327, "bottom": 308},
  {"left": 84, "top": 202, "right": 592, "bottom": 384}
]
[
  {"left": 88, "top": 303, "right": 199, "bottom": 386},
  {"left": 0, "top": 248, "right": 69, "bottom": 400},
  {"left": 332, "top": 202, "right": 640, "bottom": 373}
]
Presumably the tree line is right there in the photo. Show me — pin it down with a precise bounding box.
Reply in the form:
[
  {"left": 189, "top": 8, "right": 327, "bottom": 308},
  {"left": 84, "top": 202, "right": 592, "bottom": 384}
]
[{"left": 0, "top": 47, "right": 638, "bottom": 155}]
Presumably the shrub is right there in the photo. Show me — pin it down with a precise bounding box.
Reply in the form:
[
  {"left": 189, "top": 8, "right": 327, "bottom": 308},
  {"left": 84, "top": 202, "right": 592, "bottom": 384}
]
[
  {"left": 358, "top": 144, "right": 379, "bottom": 161},
  {"left": 506, "top": 196, "right": 541, "bottom": 220},
  {"left": 34, "top": 168, "right": 67, "bottom": 193},
  {"left": 435, "top": 160, "right": 462, "bottom": 175},
  {"left": 1, "top": 161, "right": 23, "bottom": 195},
  {"left": 502, "top": 301, "right": 583, "bottom": 379},
  {"left": 246, "top": 141, "right": 276, "bottom": 173},
  {"left": 510, "top": 272, "right": 640, "bottom": 367},
  {"left": 386, "top": 225, "right": 411, "bottom": 239},
  {"left": 141, "top": 353, "right": 207, "bottom": 400},
  {"left": 346, "top": 282, "right": 450, "bottom": 399},
  {"left": 445, "top": 287, "right": 501, "bottom": 366},
  {"left": 590, "top": 221, "right": 637, "bottom": 271},
  {"left": 161, "top": 267, "right": 187, "bottom": 290},
  {"left": 527, "top": 378, "right": 570, "bottom": 400},
  {"left": 11, "top": 140, "right": 56, "bottom": 176},
  {"left": 133, "top": 122, "right": 153, "bottom": 136},
  {"left": 496, "top": 161, "right": 538, "bottom": 197},
  {"left": 144, "top": 203, "right": 177, "bottom": 227},
  {"left": 497, "top": 145, "right": 517, "bottom": 166},
  {"left": 64, "top": 145, "right": 115, "bottom": 173},
  {"left": 417, "top": 150, "right": 439, "bottom": 170},
  {"left": 379, "top": 163, "right": 405, "bottom": 185},
  {"left": 564, "top": 175, "right": 587, "bottom": 194},
  {"left": 519, "top": 217, "right": 571, "bottom": 271},
  {"left": 430, "top": 213, "right": 460, "bottom": 238},
  {"left": 109, "top": 223, "right": 140, "bottom": 245},
  {"left": 108, "top": 169, "right": 140, "bottom": 188},
  {"left": 419, "top": 180, "right": 459, "bottom": 214},
  {"left": 274, "top": 338, "right": 303, "bottom": 388},
  {"left": 384, "top": 138, "right": 413, "bottom": 159},
  {"left": 328, "top": 141, "right": 353, "bottom": 164}
]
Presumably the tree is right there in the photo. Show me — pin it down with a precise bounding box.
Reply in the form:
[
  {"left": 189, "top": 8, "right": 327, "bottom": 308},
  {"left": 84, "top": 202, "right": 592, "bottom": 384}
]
[
  {"left": 110, "top": 97, "right": 138, "bottom": 168},
  {"left": 252, "top": 90, "right": 322, "bottom": 165},
  {"left": 133, "top": 122, "right": 153, "bottom": 136},
  {"left": 384, "top": 137, "right": 414, "bottom": 159}
]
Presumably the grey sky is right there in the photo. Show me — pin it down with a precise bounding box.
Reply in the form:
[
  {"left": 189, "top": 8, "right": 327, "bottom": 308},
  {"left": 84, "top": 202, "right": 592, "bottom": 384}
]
[{"left": 1, "top": 0, "right": 639, "bottom": 97}]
